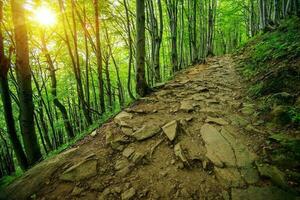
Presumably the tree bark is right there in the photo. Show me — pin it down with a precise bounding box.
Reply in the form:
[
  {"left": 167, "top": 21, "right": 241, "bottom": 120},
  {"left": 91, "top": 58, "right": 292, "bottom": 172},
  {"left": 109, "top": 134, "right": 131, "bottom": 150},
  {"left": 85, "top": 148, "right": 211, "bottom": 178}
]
[
  {"left": 11, "top": 0, "right": 42, "bottom": 166},
  {"left": 94, "top": 0, "right": 106, "bottom": 113},
  {"left": 136, "top": 0, "right": 150, "bottom": 97}
]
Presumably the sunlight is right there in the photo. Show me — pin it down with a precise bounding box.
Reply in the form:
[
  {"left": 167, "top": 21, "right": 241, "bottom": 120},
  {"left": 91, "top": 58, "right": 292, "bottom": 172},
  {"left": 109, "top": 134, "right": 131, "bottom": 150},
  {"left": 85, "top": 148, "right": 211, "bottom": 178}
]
[{"left": 33, "top": 6, "right": 56, "bottom": 26}]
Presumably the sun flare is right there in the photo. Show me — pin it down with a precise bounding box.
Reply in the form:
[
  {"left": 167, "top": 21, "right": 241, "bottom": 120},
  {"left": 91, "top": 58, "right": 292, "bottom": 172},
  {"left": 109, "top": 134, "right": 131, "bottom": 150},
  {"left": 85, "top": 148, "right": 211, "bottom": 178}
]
[{"left": 34, "top": 6, "right": 56, "bottom": 26}]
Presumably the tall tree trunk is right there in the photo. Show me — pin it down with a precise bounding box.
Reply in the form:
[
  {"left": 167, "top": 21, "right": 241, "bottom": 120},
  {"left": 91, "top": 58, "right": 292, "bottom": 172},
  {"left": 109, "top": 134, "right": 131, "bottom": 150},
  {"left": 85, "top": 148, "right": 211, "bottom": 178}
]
[
  {"left": 124, "top": 0, "right": 136, "bottom": 99},
  {"left": 166, "top": 0, "right": 179, "bottom": 72},
  {"left": 94, "top": 0, "right": 106, "bottom": 113},
  {"left": 11, "top": 0, "right": 42, "bottom": 166},
  {"left": 0, "top": 1, "right": 28, "bottom": 170},
  {"left": 136, "top": 0, "right": 150, "bottom": 97},
  {"left": 274, "top": 0, "right": 280, "bottom": 23}
]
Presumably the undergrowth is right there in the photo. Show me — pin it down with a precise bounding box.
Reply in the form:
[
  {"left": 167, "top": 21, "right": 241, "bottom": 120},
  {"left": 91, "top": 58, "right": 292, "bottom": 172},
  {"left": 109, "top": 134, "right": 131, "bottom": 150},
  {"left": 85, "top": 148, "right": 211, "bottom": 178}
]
[{"left": 236, "top": 16, "right": 300, "bottom": 127}]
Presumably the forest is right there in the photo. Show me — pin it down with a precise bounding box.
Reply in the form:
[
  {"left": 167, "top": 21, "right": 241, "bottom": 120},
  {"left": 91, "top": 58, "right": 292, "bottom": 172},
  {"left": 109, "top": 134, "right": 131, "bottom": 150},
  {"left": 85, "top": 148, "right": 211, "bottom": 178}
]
[{"left": 0, "top": 0, "right": 300, "bottom": 198}]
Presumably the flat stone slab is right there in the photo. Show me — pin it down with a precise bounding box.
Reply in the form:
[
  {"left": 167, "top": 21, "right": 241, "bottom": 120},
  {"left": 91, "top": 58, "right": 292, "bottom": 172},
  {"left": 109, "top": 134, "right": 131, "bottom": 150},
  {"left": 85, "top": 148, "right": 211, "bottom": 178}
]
[
  {"left": 121, "top": 187, "right": 136, "bottom": 200},
  {"left": 60, "top": 159, "right": 98, "bottom": 181},
  {"left": 231, "top": 186, "right": 295, "bottom": 200},
  {"left": 220, "top": 128, "right": 257, "bottom": 167},
  {"left": 214, "top": 167, "right": 246, "bottom": 188},
  {"left": 162, "top": 120, "right": 179, "bottom": 141},
  {"left": 180, "top": 100, "right": 195, "bottom": 112},
  {"left": 200, "top": 124, "right": 236, "bottom": 167},
  {"left": 132, "top": 125, "right": 161, "bottom": 141},
  {"left": 205, "top": 116, "right": 229, "bottom": 126}
]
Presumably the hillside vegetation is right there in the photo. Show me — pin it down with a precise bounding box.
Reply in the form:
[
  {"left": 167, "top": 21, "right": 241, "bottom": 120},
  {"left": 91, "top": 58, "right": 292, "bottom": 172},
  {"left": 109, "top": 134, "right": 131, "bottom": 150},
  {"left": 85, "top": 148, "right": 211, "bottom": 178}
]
[
  {"left": 237, "top": 17, "right": 300, "bottom": 127},
  {"left": 236, "top": 17, "right": 300, "bottom": 193}
]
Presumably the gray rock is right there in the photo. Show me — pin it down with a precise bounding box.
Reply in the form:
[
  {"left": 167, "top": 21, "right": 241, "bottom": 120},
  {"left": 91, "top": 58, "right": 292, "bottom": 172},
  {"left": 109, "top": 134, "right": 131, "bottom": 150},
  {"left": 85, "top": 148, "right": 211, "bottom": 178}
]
[
  {"left": 90, "top": 130, "right": 98, "bottom": 137},
  {"left": 205, "top": 116, "right": 229, "bottom": 126},
  {"left": 180, "top": 100, "right": 195, "bottom": 112},
  {"left": 214, "top": 167, "right": 245, "bottom": 188},
  {"left": 162, "top": 120, "right": 179, "bottom": 141},
  {"left": 121, "top": 187, "right": 136, "bottom": 200},
  {"left": 121, "top": 127, "right": 134, "bottom": 136},
  {"left": 115, "top": 159, "right": 130, "bottom": 171},
  {"left": 130, "top": 152, "right": 144, "bottom": 164},
  {"left": 240, "top": 166, "right": 260, "bottom": 184},
  {"left": 132, "top": 125, "right": 161, "bottom": 141},
  {"left": 200, "top": 124, "right": 235, "bottom": 167},
  {"left": 115, "top": 111, "right": 133, "bottom": 127},
  {"left": 174, "top": 143, "right": 189, "bottom": 165},
  {"left": 60, "top": 159, "right": 98, "bottom": 181},
  {"left": 122, "top": 147, "right": 135, "bottom": 158}
]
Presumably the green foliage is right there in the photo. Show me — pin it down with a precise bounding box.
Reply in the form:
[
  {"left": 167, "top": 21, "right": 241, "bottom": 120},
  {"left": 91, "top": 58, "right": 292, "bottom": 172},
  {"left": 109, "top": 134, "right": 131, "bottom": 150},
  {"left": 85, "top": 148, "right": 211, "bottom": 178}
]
[
  {"left": 0, "top": 168, "right": 22, "bottom": 191},
  {"left": 237, "top": 17, "right": 300, "bottom": 126},
  {"left": 270, "top": 133, "right": 300, "bottom": 158},
  {"left": 288, "top": 107, "right": 300, "bottom": 125}
]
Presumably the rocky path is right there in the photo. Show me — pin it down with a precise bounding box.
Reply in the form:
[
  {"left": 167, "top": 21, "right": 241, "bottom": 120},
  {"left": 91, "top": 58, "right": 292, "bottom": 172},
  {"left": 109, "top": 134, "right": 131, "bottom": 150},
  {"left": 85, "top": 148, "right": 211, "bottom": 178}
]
[{"left": 1, "top": 56, "right": 297, "bottom": 200}]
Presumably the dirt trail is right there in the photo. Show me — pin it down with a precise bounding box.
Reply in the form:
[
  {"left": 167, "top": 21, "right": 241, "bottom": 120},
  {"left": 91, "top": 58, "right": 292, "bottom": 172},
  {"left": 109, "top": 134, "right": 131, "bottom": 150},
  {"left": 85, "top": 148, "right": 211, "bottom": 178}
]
[{"left": 1, "top": 56, "right": 297, "bottom": 200}]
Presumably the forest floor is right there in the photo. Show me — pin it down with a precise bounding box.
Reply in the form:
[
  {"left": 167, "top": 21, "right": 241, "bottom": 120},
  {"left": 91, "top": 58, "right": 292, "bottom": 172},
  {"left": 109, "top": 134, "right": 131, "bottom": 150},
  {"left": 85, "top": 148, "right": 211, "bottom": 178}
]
[{"left": 1, "top": 56, "right": 299, "bottom": 200}]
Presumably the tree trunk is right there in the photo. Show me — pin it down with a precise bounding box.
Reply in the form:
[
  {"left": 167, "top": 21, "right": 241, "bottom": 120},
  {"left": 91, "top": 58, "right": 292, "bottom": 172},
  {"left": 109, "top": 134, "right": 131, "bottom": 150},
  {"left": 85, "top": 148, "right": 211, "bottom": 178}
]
[
  {"left": 136, "top": 0, "right": 149, "bottom": 97},
  {"left": 124, "top": 0, "right": 136, "bottom": 99},
  {"left": 11, "top": 0, "right": 42, "bottom": 166},
  {"left": 94, "top": 0, "right": 106, "bottom": 113},
  {"left": 0, "top": 1, "right": 29, "bottom": 170}
]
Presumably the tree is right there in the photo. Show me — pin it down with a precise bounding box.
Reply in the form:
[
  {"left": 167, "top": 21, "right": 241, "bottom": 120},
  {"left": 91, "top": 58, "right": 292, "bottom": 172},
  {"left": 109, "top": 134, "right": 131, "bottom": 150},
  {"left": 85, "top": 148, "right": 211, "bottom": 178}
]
[
  {"left": 136, "top": 0, "right": 149, "bottom": 97},
  {"left": 0, "top": 1, "right": 28, "bottom": 170},
  {"left": 11, "top": 0, "right": 42, "bottom": 165},
  {"left": 94, "top": 0, "right": 106, "bottom": 113}
]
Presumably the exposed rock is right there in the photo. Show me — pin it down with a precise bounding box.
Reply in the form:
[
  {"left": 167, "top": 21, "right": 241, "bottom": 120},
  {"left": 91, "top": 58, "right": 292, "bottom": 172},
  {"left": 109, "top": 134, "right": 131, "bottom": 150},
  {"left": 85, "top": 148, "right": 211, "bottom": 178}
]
[
  {"left": 231, "top": 186, "right": 295, "bottom": 200},
  {"left": 199, "top": 108, "right": 223, "bottom": 115},
  {"left": 240, "top": 167, "right": 260, "bottom": 184},
  {"left": 122, "top": 146, "right": 135, "bottom": 158},
  {"left": 256, "top": 163, "right": 287, "bottom": 188},
  {"left": 180, "top": 100, "right": 195, "bottom": 112},
  {"left": 114, "top": 111, "right": 133, "bottom": 127},
  {"left": 106, "top": 131, "right": 129, "bottom": 150},
  {"left": 195, "top": 86, "right": 209, "bottom": 92},
  {"left": 60, "top": 159, "right": 98, "bottom": 181},
  {"left": 121, "top": 127, "right": 134, "bottom": 136},
  {"left": 132, "top": 125, "right": 161, "bottom": 141},
  {"left": 191, "top": 94, "right": 206, "bottom": 101},
  {"left": 205, "top": 116, "right": 229, "bottom": 126},
  {"left": 117, "top": 166, "right": 131, "bottom": 177},
  {"left": 205, "top": 99, "right": 220, "bottom": 104},
  {"left": 90, "top": 130, "right": 98, "bottom": 137},
  {"left": 214, "top": 167, "right": 245, "bottom": 188},
  {"left": 174, "top": 143, "right": 189, "bottom": 165},
  {"left": 220, "top": 128, "right": 257, "bottom": 167},
  {"left": 71, "top": 186, "right": 84, "bottom": 196},
  {"left": 180, "top": 136, "right": 206, "bottom": 161},
  {"left": 162, "top": 120, "right": 179, "bottom": 141},
  {"left": 130, "top": 152, "right": 144, "bottom": 164},
  {"left": 115, "top": 159, "right": 130, "bottom": 171},
  {"left": 121, "top": 187, "right": 136, "bottom": 200},
  {"left": 200, "top": 124, "right": 235, "bottom": 167},
  {"left": 245, "top": 125, "right": 265, "bottom": 134}
]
